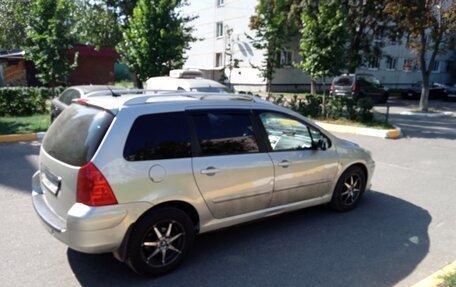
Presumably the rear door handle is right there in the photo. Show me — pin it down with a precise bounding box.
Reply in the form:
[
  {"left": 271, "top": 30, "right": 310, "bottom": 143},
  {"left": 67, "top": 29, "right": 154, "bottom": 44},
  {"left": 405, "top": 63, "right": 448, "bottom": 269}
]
[
  {"left": 278, "top": 160, "right": 291, "bottom": 168},
  {"left": 200, "top": 167, "right": 221, "bottom": 175}
]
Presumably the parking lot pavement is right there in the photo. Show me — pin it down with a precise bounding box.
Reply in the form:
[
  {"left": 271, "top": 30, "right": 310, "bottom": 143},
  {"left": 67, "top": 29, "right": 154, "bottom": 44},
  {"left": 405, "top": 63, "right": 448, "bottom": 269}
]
[{"left": 1, "top": 109, "right": 455, "bottom": 287}]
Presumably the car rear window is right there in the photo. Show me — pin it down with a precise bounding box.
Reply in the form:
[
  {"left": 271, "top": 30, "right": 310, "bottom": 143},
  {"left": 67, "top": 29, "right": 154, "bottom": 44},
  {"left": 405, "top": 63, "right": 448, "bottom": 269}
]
[
  {"left": 334, "top": 76, "right": 353, "bottom": 86},
  {"left": 42, "top": 104, "right": 114, "bottom": 166}
]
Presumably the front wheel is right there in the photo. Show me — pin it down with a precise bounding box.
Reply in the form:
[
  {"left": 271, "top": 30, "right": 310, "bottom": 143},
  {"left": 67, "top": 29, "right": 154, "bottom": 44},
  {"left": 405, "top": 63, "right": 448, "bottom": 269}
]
[
  {"left": 127, "top": 207, "right": 195, "bottom": 276},
  {"left": 329, "top": 166, "right": 366, "bottom": 212}
]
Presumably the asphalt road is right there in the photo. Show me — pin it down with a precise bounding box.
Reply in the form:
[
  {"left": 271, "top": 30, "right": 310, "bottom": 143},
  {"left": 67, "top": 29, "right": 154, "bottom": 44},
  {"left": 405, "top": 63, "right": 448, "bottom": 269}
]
[{"left": 0, "top": 100, "right": 455, "bottom": 287}]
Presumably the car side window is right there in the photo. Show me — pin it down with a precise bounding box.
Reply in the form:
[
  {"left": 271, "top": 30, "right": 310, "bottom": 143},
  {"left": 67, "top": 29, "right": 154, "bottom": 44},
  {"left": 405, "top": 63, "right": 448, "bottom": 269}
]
[
  {"left": 59, "top": 89, "right": 81, "bottom": 105},
  {"left": 192, "top": 111, "right": 259, "bottom": 156},
  {"left": 259, "top": 112, "right": 313, "bottom": 151},
  {"left": 123, "top": 112, "right": 191, "bottom": 161}
]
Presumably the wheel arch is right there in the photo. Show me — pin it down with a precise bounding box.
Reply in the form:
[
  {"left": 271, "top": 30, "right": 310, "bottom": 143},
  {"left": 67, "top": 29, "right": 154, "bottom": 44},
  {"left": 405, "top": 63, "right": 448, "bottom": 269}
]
[{"left": 113, "top": 200, "right": 200, "bottom": 262}]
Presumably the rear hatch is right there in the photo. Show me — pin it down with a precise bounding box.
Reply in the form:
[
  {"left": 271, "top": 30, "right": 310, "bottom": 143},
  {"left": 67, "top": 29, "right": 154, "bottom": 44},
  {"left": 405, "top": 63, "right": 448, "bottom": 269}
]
[
  {"left": 40, "top": 104, "right": 114, "bottom": 219},
  {"left": 332, "top": 76, "right": 354, "bottom": 96}
]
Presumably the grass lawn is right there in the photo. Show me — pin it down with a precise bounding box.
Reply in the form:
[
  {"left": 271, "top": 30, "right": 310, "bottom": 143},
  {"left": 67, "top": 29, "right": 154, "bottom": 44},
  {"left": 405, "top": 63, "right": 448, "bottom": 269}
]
[
  {"left": 443, "top": 271, "right": 456, "bottom": 287},
  {"left": 0, "top": 114, "right": 50, "bottom": 135}
]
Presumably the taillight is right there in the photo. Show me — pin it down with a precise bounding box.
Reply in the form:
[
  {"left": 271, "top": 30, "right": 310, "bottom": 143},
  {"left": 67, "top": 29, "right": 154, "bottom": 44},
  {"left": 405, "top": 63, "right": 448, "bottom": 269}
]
[
  {"left": 352, "top": 83, "right": 356, "bottom": 92},
  {"left": 330, "top": 83, "right": 334, "bottom": 91},
  {"left": 77, "top": 162, "right": 117, "bottom": 206}
]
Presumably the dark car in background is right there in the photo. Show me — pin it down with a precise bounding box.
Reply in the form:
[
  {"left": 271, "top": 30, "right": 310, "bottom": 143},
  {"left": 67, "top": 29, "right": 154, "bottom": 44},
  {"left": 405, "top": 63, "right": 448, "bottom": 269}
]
[
  {"left": 50, "top": 85, "right": 138, "bottom": 122},
  {"left": 329, "top": 73, "right": 388, "bottom": 104},
  {"left": 401, "top": 82, "right": 447, "bottom": 100}
]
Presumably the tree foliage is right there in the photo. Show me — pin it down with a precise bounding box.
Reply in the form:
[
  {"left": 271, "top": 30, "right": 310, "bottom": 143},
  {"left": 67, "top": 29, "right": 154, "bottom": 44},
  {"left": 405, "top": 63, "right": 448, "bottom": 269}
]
[
  {"left": 24, "top": 0, "right": 78, "bottom": 86},
  {"left": 0, "top": 0, "right": 29, "bottom": 50},
  {"left": 298, "top": 1, "right": 347, "bottom": 81},
  {"left": 117, "top": 0, "right": 196, "bottom": 87},
  {"left": 75, "top": 1, "right": 122, "bottom": 49},
  {"left": 386, "top": 0, "right": 456, "bottom": 111},
  {"left": 249, "top": 0, "right": 298, "bottom": 93}
]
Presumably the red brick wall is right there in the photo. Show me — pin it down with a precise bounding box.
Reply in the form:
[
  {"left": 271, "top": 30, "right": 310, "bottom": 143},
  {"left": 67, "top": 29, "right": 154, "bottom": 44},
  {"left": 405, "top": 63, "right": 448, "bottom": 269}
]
[{"left": 70, "top": 55, "right": 116, "bottom": 85}]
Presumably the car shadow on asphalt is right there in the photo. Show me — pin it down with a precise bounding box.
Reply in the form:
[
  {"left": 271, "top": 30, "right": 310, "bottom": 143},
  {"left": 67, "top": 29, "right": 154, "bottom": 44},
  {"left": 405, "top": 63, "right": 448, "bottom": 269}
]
[
  {"left": 0, "top": 141, "right": 40, "bottom": 193},
  {"left": 67, "top": 191, "right": 431, "bottom": 287}
]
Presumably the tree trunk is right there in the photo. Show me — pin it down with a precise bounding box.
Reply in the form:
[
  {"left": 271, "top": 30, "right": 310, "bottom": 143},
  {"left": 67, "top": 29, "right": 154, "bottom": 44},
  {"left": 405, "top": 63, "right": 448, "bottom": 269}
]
[
  {"left": 310, "top": 79, "right": 317, "bottom": 95},
  {"left": 419, "top": 72, "right": 430, "bottom": 112},
  {"left": 132, "top": 71, "right": 143, "bottom": 89},
  {"left": 322, "top": 77, "right": 326, "bottom": 119}
]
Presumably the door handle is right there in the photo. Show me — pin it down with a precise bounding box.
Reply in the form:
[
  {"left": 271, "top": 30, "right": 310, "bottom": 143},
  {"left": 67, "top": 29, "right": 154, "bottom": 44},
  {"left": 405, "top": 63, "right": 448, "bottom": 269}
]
[
  {"left": 278, "top": 160, "right": 291, "bottom": 168},
  {"left": 200, "top": 167, "right": 221, "bottom": 175}
]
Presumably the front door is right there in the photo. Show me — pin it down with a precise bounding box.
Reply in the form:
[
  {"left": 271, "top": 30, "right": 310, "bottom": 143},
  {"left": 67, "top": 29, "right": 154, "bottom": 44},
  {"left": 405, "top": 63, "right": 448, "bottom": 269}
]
[
  {"left": 191, "top": 110, "right": 274, "bottom": 219},
  {"left": 257, "top": 111, "right": 339, "bottom": 207}
]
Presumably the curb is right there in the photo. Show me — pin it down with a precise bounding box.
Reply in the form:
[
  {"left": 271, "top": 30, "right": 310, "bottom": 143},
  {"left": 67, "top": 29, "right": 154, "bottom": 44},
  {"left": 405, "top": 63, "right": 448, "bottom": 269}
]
[
  {"left": 315, "top": 121, "right": 401, "bottom": 139},
  {"left": 400, "top": 111, "right": 453, "bottom": 117},
  {"left": 0, "top": 132, "right": 46, "bottom": 143},
  {"left": 412, "top": 261, "right": 456, "bottom": 287}
]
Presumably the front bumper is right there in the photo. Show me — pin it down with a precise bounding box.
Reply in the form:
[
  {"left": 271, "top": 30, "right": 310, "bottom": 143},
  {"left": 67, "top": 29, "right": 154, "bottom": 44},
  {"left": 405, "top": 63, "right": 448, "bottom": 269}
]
[{"left": 32, "top": 171, "right": 152, "bottom": 254}]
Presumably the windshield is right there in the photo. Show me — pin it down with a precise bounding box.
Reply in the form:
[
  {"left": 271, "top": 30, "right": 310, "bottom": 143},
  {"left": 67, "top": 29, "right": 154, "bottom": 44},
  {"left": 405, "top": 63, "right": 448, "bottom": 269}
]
[{"left": 42, "top": 104, "right": 114, "bottom": 166}]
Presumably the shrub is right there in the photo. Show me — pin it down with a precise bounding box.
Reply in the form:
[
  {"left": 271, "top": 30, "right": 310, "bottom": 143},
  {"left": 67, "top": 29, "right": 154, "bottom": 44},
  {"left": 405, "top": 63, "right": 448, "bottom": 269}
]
[{"left": 0, "top": 87, "right": 64, "bottom": 116}]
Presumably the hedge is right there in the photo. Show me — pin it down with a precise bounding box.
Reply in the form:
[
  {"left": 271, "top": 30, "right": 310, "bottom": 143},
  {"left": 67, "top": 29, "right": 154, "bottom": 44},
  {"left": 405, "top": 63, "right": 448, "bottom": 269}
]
[
  {"left": 0, "top": 87, "right": 64, "bottom": 116},
  {"left": 272, "top": 93, "right": 375, "bottom": 123}
]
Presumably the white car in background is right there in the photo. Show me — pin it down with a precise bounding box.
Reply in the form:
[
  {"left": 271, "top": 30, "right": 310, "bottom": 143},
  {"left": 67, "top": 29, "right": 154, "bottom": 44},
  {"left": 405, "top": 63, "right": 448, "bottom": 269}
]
[{"left": 145, "top": 69, "right": 231, "bottom": 93}]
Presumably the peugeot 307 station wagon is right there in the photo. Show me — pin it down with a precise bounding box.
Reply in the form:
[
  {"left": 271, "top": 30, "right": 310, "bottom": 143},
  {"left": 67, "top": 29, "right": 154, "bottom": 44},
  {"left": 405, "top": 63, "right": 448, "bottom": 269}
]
[{"left": 32, "top": 92, "right": 375, "bottom": 276}]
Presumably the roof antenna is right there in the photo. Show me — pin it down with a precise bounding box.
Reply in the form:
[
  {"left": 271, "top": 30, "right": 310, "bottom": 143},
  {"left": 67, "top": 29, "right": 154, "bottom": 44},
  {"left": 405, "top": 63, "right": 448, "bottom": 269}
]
[{"left": 106, "top": 85, "right": 121, "bottom": 97}]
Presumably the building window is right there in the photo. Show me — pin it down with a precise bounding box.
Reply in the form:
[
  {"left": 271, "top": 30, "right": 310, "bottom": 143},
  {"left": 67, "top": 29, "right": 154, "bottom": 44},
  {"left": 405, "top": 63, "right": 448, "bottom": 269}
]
[
  {"left": 432, "top": 60, "right": 440, "bottom": 72},
  {"left": 386, "top": 57, "right": 397, "bottom": 70},
  {"left": 367, "top": 56, "right": 380, "bottom": 69},
  {"left": 403, "top": 59, "right": 414, "bottom": 72},
  {"left": 276, "top": 50, "right": 293, "bottom": 66},
  {"left": 217, "top": 0, "right": 224, "bottom": 7},
  {"left": 216, "top": 22, "right": 224, "bottom": 38},
  {"left": 215, "top": 53, "right": 223, "bottom": 67}
]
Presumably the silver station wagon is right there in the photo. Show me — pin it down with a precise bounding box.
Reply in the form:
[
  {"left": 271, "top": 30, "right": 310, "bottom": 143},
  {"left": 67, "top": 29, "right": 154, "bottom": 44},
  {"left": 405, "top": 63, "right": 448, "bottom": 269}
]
[{"left": 32, "top": 93, "right": 375, "bottom": 276}]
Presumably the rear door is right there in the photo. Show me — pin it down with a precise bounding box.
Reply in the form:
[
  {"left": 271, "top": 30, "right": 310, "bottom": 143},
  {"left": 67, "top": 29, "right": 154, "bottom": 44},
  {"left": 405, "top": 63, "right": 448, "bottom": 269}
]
[
  {"left": 40, "top": 104, "right": 114, "bottom": 219},
  {"left": 190, "top": 109, "right": 274, "bottom": 219},
  {"left": 256, "top": 111, "right": 339, "bottom": 207},
  {"left": 333, "top": 76, "right": 353, "bottom": 97}
]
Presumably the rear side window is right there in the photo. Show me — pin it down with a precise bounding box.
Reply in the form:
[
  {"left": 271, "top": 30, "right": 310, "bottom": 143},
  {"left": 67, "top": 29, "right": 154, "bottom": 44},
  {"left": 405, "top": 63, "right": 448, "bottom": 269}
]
[
  {"left": 59, "top": 89, "right": 81, "bottom": 105},
  {"left": 124, "top": 112, "right": 191, "bottom": 161},
  {"left": 43, "top": 104, "right": 114, "bottom": 166},
  {"left": 192, "top": 112, "right": 259, "bottom": 156},
  {"left": 334, "top": 76, "right": 353, "bottom": 86}
]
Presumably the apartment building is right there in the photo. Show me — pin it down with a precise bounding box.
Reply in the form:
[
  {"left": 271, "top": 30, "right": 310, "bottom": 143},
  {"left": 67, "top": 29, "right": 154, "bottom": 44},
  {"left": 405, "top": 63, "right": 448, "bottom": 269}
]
[{"left": 183, "top": 0, "right": 455, "bottom": 92}]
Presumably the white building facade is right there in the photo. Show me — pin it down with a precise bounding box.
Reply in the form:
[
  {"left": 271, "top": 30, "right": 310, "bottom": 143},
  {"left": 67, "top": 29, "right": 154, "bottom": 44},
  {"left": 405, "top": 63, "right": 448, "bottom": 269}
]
[{"left": 183, "top": 0, "right": 455, "bottom": 92}]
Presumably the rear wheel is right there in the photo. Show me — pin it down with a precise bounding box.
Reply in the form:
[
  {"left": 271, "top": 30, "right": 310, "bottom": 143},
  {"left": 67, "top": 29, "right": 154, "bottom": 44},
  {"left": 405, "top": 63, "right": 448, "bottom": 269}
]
[
  {"left": 127, "top": 207, "right": 195, "bottom": 276},
  {"left": 329, "top": 166, "right": 366, "bottom": 212}
]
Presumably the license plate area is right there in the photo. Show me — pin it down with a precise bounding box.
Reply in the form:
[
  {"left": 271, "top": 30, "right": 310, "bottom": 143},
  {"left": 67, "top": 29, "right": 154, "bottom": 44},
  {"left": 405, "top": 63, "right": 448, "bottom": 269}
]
[{"left": 41, "top": 165, "right": 61, "bottom": 196}]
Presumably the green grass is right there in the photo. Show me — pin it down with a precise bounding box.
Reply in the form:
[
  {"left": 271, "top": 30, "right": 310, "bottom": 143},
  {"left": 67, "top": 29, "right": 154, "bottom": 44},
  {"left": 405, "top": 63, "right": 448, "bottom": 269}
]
[
  {"left": 115, "top": 80, "right": 135, "bottom": 88},
  {"left": 442, "top": 271, "right": 456, "bottom": 287},
  {"left": 0, "top": 114, "right": 50, "bottom": 135}
]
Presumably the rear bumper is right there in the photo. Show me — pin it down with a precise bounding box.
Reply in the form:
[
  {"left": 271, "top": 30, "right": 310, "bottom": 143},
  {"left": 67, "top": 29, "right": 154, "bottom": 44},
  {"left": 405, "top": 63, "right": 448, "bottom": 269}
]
[{"left": 32, "top": 171, "right": 152, "bottom": 254}]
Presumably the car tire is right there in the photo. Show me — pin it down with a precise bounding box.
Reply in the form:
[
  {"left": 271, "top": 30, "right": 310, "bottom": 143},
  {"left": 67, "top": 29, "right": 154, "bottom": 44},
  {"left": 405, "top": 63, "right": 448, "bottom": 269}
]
[
  {"left": 379, "top": 92, "right": 389, "bottom": 104},
  {"left": 127, "top": 207, "right": 195, "bottom": 277},
  {"left": 329, "top": 166, "right": 366, "bottom": 212}
]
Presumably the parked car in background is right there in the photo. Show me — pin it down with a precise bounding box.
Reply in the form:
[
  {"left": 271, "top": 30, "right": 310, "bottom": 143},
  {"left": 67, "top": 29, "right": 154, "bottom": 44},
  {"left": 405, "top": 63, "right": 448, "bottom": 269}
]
[
  {"left": 329, "top": 73, "right": 388, "bottom": 104},
  {"left": 401, "top": 82, "right": 447, "bottom": 100},
  {"left": 145, "top": 69, "right": 231, "bottom": 93},
  {"left": 32, "top": 92, "right": 374, "bottom": 276},
  {"left": 50, "top": 85, "right": 140, "bottom": 122},
  {"left": 439, "top": 84, "right": 456, "bottom": 101}
]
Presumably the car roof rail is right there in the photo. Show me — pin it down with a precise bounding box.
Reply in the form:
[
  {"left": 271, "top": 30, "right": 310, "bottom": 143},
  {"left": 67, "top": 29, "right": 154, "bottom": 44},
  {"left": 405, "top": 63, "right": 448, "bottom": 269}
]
[{"left": 122, "top": 92, "right": 256, "bottom": 106}]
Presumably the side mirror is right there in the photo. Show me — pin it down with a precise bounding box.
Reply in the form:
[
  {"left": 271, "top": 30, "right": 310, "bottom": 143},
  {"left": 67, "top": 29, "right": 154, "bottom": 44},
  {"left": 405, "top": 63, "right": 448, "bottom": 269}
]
[{"left": 312, "top": 139, "right": 327, "bottom": 151}]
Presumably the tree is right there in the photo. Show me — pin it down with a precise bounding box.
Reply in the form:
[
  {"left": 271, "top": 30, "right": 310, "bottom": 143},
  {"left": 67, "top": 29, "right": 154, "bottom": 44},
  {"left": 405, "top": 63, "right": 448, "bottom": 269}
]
[
  {"left": 0, "top": 0, "right": 29, "bottom": 50},
  {"left": 386, "top": 0, "right": 456, "bottom": 112},
  {"left": 24, "top": 0, "right": 78, "bottom": 88},
  {"left": 298, "top": 1, "right": 347, "bottom": 116},
  {"left": 249, "top": 0, "right": 298, "bottom": 95},
  {"left": 117, "top": 0, "right": 196, "bottom": 88},
  {"left": 75, "top": 1, "right": 122, "bottom": 49}
]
